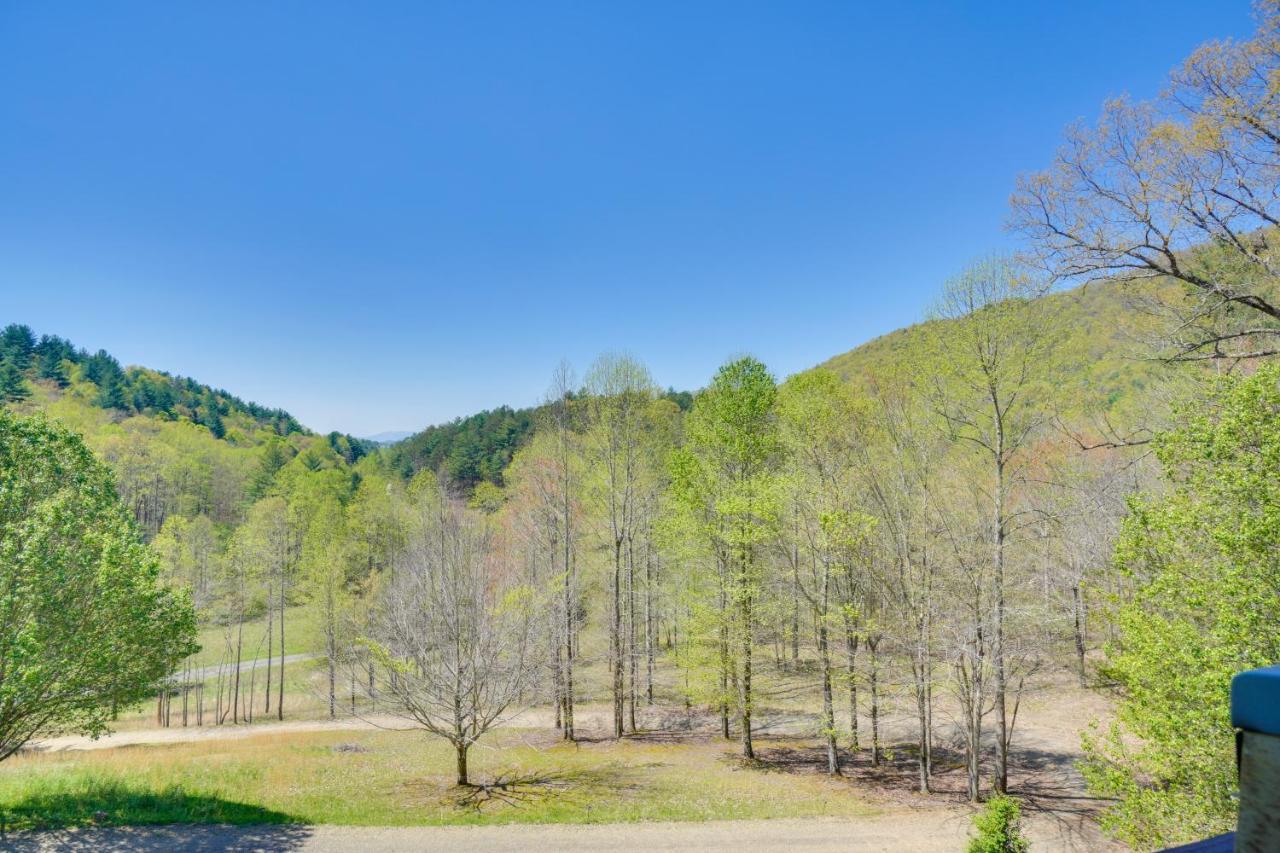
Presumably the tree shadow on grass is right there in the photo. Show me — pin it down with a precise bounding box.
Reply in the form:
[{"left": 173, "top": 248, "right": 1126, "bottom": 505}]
[
  {"left": 406, "top": 765, "right": 646, "bottom": 814},
  {"left": 0, "top": 781, "right": 310, "bottom": 851}
]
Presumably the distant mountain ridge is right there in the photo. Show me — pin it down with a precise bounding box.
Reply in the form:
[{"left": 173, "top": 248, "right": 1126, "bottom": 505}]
[{"left": 363, "top": 430, "right": 414, "bottom": 445}]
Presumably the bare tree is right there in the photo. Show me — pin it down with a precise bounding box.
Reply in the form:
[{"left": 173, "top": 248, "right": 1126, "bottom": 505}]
[
  {"left": 366, "top": 478, "right": 539, "bottom": 786},
  {"left": 928, "top": 256, "right": 1054, "bottom": 796},
  {"left": 1011, "top": 1, "right": 1280, "bottom": 363},
  {"left": 582, "top": 354, "right": 657, "bottom": 737},
  {"left": 547, "top": 362, "right": 580, "bottom": 740},
  {"left": 853, "top": 372, "right": 944, "bottom": 792}
]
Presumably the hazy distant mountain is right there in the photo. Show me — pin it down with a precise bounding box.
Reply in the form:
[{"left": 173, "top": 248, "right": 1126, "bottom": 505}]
[{"left": 363, "top": 430, "right": 413, "bottom": 445}]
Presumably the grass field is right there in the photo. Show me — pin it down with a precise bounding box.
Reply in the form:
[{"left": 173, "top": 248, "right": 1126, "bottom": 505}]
[
  {"left": 0, "top": 729, "right": 878, "bottom": 831},
  {"left": 188, "top": 606, "right": 324, "bottom": 669}
]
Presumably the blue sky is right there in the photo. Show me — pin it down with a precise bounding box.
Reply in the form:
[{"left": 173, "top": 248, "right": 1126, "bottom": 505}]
[{"left": 0, "top": 2, "right": 1256, "bottom": 436}]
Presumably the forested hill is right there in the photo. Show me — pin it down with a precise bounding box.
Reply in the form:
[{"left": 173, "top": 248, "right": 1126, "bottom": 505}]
[
  {"left": 383, "top": 280, "right": 1162, "bottom": 492},
  {"left": 0, "top": 323, "right": 306, "bottom": 437},
  {"left": 819, "top": 277, "right": 1171, "bottom": 425},
  {"left": 0, "top": 322, "right": 377, "bottom": 458},
  {"left": 384, "top": 389, "right": 695, "bottom": 490}
]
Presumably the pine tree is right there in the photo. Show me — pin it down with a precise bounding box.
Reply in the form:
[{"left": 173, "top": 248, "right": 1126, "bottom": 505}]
[
  {"left": 0, "top": 361, "right": 30, "bottom": 402},
  {"left": 37, "top": 351, "right": 69, "bottom": 387},
  {"left": 0, "top": 324, "right": 35, "bottom": 370},
  {"left": 96, "top": 376, "right": 127, "bottom": 410}
]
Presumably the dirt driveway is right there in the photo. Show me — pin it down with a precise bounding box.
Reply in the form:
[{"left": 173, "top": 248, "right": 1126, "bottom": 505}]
[{"left": 0, "top": 813, "right": 1098, "bottom": 852}]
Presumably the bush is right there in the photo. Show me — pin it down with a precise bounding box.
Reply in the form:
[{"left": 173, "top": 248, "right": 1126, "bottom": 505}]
[{"left": 967, "top": 795, "right": 1029, "bottom": 853}]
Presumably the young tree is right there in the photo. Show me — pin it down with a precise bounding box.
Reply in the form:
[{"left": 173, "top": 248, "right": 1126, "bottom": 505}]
[
  {"left": 0, "top": 411, "right": 196, "bottom": 760},
  {"left": 545, "top": 362, "right": 581, "bottom": 740},
  {"left": 670, "top": 357, "right": 781, "bottom": 759},
  {"left": 853, "top": 371, "right": 944, "bottom": 792},
  {"left": 582, "top": 354, "right": 657, "bottom": 737},
  {"left": 234, "top": 496, "right": 293, "bottom": 720},
  {"left": 777, "top": 369, "right": 873, "bottom": 775},
  {"left": 928, "top": 256, "right": 1053, "bottom": 795},
  {"left": 367, "top": 477, "right": 538, "bottom": 785},
  {"left": 303, "top": 490, "right": 350, "bottom": 719}
]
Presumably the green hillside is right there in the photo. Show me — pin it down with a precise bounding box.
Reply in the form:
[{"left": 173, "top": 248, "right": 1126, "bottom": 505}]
[
  {"left": 0, "top": 323, "right": 381, "bottom": 537},
  {"left": 383, "top": 389, "right": 694, "bottom": 491},
  {"left": 819, "top": 278, "right": 1174, "bottom": 425}
]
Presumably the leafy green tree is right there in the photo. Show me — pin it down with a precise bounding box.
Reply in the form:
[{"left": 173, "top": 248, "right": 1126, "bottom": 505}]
[
  {"left": 777, "top": 368, "right": 873, "bottom": 774},
  {"left": 0, "top": 361, "right": 29, "bottom": 403},
  {"left": 1081, "top": 363, "right": 1280, "bottom": 848},
  {"left": 669, "top": 356, "right": 781, "bottom": 759},
  {"left": 0, "top": 411, "right": 196, "bottom": 760}
]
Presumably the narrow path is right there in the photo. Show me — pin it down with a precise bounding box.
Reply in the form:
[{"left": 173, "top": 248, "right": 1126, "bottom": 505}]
[
  {"left": 25, "top": 707, "right": 617, "bottom": 752},
  {"left": 183, "top": 653, "right": 320, "bottom": 682}
]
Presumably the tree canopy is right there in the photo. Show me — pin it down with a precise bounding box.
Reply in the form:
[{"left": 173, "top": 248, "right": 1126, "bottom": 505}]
[
  {"left": 0, "top": 410, "right": 197, "bottom": 760},
  {"left": 1081, "top": 362, "right": 1280, "bottom": 847}
]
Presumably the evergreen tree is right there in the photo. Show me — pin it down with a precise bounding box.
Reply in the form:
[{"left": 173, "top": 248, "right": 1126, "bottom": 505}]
[
  {"left": 0, "top": 324, "right": 35, "bottom": 370},
  {"left": 37, "top": 350, "right": 69, "bottom": 387},
  {"left": 0, "top": 361, "right": 30, "bottom": 402},
  {"left": 96, "top": 375, "right": 128, "bottom": 410},
  {"left": 250, "top": 439, "right": 292, "bottom": 498}
]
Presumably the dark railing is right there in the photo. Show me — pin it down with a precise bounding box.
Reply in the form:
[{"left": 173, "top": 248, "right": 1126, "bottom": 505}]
[
  {"left": 1164, "top": 666, "right": 1280, "bottom": 853},
  {"left": 1230, "top": 665, "right": 1280, "bottom": 852}
]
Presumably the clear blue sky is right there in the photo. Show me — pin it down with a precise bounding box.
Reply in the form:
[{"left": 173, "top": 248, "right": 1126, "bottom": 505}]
[{"left": 0, "top": 2, "right": 1256, "bottom": 436}]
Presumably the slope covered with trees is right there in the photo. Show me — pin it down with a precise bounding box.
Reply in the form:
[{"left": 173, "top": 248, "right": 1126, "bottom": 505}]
[
  {"left": 383, "top": 389, "right": 694, "bottom": 491},
  {"left": 822, "top": 276, "right": 1174, "bottom": 429}
]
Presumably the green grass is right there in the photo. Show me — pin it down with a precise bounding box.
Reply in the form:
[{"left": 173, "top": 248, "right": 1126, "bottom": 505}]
[
  {"left": 0, "top": 729, "right": 879, "bottom": 829},
  {"left": 188, "top": 605, "right": 324, "bottom": 668}
]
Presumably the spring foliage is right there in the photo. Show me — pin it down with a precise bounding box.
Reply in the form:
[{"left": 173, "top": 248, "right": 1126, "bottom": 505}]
[
  {"left": 1082, "top": 362, "right": 1280, "bottom": 848},
  {"left": 0, "top": 410, "right": 197, "bottom": 760},
  {"left": 967, "top": 795, "right": 1029, "bottom": 853}
]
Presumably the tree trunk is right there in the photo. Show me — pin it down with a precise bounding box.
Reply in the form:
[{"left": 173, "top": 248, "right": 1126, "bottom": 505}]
[
  {"left": 645, "top": 548, "right": 655, "bottom": 705},
  {"left": 627, "top": 535, "right": 638, "bottom": 732},
  {"left": 328, "top": 641, "right": 337, "bottom": 720},
  {"left": 264, "top": 581, "right": 274, "bottom": 715},
  {"left": 868, "top": 636, "right": 881, "bottom": 767},
  {"left": 455, "top": 742, "right": 470, "bottom": 786},
  {"left": 819, "top": 618, "right": 839, "bottom": 775},
  {"left": 612, "top": 539, "right": 624, "bottom": 738},
  {"left": 232, "top": 620, "right": 243, "bottom": 724},
  {"left": 844, "top": 621, "right": 859, "bottom": 750},
  {"left": 1072, "top": 582, "right": 1087, "bottom": 687},
  {"left": 993, "top": 451, "right": 1009, "bottom": 794},
  {"left": 739, "top": 588, "right": 754, "bottom": 760},
  {"left": 967, "top": 624, "right": 985, "bottom": 803},
  {"left": 278, "top": 574, "right": 286, "bottom": 721},
  {"left": 563, "top": 562, "right": 576, "bottom": 741}
]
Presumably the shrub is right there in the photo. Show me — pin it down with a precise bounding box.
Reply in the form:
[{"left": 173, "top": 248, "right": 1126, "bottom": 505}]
[{"left": 967, "top": 795, "right": 1029, "bottom": 853}]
